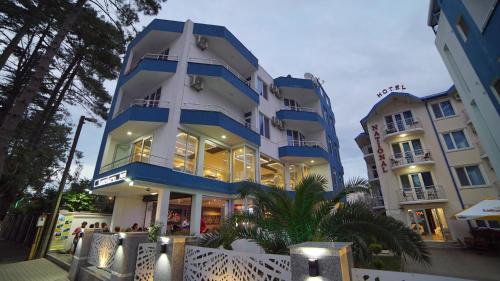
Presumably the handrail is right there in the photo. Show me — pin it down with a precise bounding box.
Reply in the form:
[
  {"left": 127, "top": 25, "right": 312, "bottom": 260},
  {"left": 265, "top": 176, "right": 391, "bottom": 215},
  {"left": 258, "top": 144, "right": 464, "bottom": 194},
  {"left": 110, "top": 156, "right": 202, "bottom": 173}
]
[
  {"left": 100, "top": 154, "right": 169, "bottom": 173},
  {"left": 282, "top": 140, "right": 327, "bottom": 151},
  {"left": 181, "top": 102, "right": 257, "bottom": 132},
  {"left": 279, "top": 106, "right": 317, "bottom": 113},
  {"left": 400, "top": 185, "right": 446, "bottom": 202},
  {"left": 203, "top": 165, "right": 229, "bottom": 181},
  {"left": 384, "top": 117, "right": 422, "bottom": 135},
  {"left": 390, "top": 149, "right": 433, "bottom": 167},
  {"left": 126, "top": 53, "right": 179, "bottom": 75},
  {"left": 114, "top": 99, "right": 170, "bottom": 119},
  {"left": 188, "top": 57, "right": 254, "bottom": 90}
]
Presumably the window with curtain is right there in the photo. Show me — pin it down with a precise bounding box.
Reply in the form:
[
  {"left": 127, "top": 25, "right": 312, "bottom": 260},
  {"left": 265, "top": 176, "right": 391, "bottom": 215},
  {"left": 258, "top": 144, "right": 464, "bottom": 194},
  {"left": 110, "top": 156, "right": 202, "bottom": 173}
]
[
  {"left": 455, "top": 165, "right": 486, "bottom": 186},
  {"left": 443, "top": 130, "right": 470, "bottom": 150}
]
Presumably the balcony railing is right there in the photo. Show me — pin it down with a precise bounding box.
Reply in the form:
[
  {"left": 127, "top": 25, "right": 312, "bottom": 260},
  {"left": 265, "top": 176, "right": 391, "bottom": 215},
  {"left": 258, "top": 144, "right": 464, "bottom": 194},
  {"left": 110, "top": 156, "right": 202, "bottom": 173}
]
[
  {"left": 126, "top": 53, "right": 179, "bottom": 75},
  {"left": 100, "top": 154, "right": 169, "bottom": 173},
  {"left": 280, "top": 106, "right": 317, "bottom": 113},
  {"left": 384, "top": 118, "right": 422, "bottom": 136},
  {"left": 114, "top": 99, "right": 170, "bottom": 119},
  {"left": 399, "top": 185, "right": 447, "bottom": 203},
  {"left": 283, "top": 140, "right": 327, "bottom": 151},
  {"left": 368, "top": 169, "right": 379, "bottom": 180},
  {"left": 181, "top": 102, "right": 257, "bottom": 132},
  {"left": 361, "top": 145, "right": 374, "bottom": 155},
  {"left": 203, "top": 165, "right": 229, "bottom": 182},
  {"left": 188, "top": 57, "right": 254, "bottom": 90},
  {"left": 371, "top": 195, "right": 385, "bottom": 208},
  {"left": 390, "top": 149, "right": 433, "bottom": 168}
]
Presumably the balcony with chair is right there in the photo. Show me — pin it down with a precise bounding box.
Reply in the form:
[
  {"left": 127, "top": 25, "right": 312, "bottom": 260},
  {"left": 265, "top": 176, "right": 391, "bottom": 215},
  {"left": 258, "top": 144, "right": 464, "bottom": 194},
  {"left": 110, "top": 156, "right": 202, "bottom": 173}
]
[
  {"left": 399, "top": 185, "right": 448, "bottom": 205},
  {"left": 383, "top": 117, "right": 424, "bottom": 141},
  {"left": 390, "top": 149, "right": 434, "bottom": 170}
]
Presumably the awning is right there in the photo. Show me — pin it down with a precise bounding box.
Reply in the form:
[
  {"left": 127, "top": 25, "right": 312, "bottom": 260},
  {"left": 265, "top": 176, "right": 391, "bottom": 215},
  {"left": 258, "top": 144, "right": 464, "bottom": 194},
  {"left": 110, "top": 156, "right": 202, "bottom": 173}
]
[{"left": 454, "top": 200, "right": 500, "bottom": 221}]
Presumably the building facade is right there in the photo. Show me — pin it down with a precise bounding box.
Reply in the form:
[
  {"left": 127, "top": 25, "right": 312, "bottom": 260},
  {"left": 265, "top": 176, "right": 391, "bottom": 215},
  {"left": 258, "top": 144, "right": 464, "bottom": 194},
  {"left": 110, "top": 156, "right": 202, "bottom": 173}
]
[
  {"left": 356, "top": 88, "right": 499, "bottom": 242},
  {"left": 428, "top": 0, "right": 500, "bottom": 178},
  {"left": 91, "top": 19, "right": 343, "bottom": 235}
]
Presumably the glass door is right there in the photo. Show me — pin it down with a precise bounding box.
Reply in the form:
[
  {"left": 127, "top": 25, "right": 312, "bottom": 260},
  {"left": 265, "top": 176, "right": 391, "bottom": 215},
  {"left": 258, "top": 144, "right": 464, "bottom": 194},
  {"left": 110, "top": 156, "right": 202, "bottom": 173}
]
[{"left": 408, "top": 209, "right": 432, "bottom": 240}]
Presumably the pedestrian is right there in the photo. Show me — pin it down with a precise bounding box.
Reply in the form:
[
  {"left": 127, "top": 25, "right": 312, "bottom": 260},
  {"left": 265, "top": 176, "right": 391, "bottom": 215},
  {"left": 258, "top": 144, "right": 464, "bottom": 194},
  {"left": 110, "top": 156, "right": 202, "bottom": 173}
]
[
  {"left": 101, "top": 222, "right": 110, "bottom": 232},
  {"left": 94, "top": 222, "right": 100, "bottom": 228},
  {"left": 72, "top": 221, "right": 87, "bottom": 255}
]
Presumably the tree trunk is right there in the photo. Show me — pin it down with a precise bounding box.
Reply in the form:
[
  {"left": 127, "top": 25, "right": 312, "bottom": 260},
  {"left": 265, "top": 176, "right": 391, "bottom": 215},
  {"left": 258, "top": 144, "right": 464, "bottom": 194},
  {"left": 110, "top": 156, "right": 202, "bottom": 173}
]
[
  {"left": 0, "top": 0, "right": 87, "bottom": 178},
  {"left": 0, "top": 21, "right": 33, "bottom": 71}
]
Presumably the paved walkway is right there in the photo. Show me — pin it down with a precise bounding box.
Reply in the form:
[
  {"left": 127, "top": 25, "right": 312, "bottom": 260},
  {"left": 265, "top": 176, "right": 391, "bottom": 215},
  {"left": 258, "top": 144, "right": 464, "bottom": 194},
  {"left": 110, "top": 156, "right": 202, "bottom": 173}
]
[
  {"left": 0, "top": 239, "right": 30, "bottom": 264},
  {"left": 404, "top": 248, "right": 500, "bottom": 281},
  {"left": 0, "top": 258, "right": 68, "bottom": 281}
]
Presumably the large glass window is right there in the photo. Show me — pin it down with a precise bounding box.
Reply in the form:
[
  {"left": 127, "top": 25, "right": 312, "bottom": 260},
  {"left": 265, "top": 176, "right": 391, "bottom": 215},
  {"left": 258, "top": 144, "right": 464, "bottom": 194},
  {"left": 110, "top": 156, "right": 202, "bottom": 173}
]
[
  {"left": 232, "top": 145, "right": 256, "bottom": 182},
  {"left": 455, "top": 165, "right": 486, "bottom": 186},
  {"left": 443, "top": 130, "right": 470, "bottom": 150},
  {"left": 287, "top": 130, "right": 305, "bottom": 146},
  {"left": 384, "top": 110, "right": 414, "bottom": 133},
  {"left": 132, "top": 137, "right": 152, "bottom": 163},
  {"left": 284, "top": 98, "right": 302, "bottom": 110},
  {"left": 260, "top": 154, "right": 284, "bottom": 188},
  {"left": 431, "top": 100, "right": 455, "bottom": 119},
  {"left": 173, "top": 131, "right": 198, "bottom": 174},
  {"left": 289, "top": 164, "right": 309, "bottom": 190},
  {"left": 203, "top": 140, "right": 229, "bottom": 182},
  {"left": 259, "top": 112, "right": 270, "bottom": 139},
  {"left": 113, "top": 144, "right": 130, "bottom": 166}
]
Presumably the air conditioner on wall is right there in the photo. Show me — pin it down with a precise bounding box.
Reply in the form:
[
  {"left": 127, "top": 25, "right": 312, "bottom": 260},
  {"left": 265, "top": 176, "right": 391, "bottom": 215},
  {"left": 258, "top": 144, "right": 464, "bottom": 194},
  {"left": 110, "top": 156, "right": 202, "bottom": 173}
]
[
  {"left": 453, "top": 92, "right": 462, "bottom": 101},
  {"left": 196, "top": 35, "right": 208, "bottom": 50},
  {"left": 271, "top": 116, "right": 280, "bottom": 127},
  {"left": 190, "top": 75, "right": 204, "bottom": 91},
  {"left": 277, "top": 120, "right": 285, "bottom": 131}
]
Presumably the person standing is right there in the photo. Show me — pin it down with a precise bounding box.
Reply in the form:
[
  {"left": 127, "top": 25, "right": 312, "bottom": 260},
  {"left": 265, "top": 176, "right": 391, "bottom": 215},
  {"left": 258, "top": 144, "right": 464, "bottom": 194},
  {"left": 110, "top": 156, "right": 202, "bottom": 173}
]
[{"left": 71, "top": 221, "right": 87, "bottom": 255}]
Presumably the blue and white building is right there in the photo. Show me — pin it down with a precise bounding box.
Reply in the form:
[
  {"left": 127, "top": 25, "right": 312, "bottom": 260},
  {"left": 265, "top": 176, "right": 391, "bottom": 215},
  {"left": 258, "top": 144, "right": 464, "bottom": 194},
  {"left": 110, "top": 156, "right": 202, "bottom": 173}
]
[
  {"left": 428, "top": 0, "right": 500, "bottom": 179},
  {"left": 91, "top": 19, "right": 343, "bottom": 234}
]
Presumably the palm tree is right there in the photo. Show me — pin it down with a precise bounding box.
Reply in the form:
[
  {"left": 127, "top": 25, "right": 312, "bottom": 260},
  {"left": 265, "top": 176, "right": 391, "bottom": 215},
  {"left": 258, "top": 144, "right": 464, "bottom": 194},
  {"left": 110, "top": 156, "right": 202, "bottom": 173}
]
[{"left": 200, "top": 174, "right": 430, "bottom": 265}]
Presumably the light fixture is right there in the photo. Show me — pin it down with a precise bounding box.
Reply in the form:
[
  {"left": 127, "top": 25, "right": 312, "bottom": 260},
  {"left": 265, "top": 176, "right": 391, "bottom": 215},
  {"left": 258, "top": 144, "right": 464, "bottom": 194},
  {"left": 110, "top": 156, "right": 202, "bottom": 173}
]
[
  {"left": 127, "top": 131, "right": 132, "bottom": 135},
  {"left": 221, "top": 135, "right": 226, "bottom": 139},
  {"left": 108, "top": 196, "right": 113, "bottom": 200},
  {"left": 409, "top": 165, "right": 416, "bottom": 169},
  {"left": 310, "top": 160, "right": 315, "bottom": 164},
  {"left": 118, "top": 237, "right": 124, "bottom": 246},
  {"left": 150, "top": 192, "right": 158, "bottom": 195},
  {"left": 125, "top": 177, "right": 132, "bottom": 182},
  {"left": 161, "top": 243, "right": 168, "bottom": 253},
  {"left": 308, "top": 259, "right": 319, "bottom": 277},
  {"left": 400, "top": 133, "right": 408, "bottom": 137},
  {"left": 246, "top": 166, "right": 251, "bottom": 169},
  {"left": 129, "top": 181, "right": 134, "bottom": 186}
]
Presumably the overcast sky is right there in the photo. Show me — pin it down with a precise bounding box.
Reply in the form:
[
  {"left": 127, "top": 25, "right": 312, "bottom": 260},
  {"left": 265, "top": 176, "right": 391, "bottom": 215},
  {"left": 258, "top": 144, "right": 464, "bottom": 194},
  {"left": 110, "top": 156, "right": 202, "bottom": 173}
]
[{"left": 73, "top": 0, "right": 453, "bottom": 181}]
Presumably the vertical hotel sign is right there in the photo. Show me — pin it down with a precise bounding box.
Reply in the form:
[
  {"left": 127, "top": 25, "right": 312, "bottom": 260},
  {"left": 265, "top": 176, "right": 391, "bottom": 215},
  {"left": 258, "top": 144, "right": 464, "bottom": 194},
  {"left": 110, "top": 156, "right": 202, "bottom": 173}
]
[{"left": 371, "top": 124, "right": 388, "bottom": 173}]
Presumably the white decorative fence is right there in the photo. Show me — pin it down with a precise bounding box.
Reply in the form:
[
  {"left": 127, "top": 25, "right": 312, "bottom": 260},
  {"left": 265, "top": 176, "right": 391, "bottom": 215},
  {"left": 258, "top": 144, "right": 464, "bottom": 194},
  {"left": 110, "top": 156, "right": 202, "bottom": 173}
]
[
  {"left": 183, "top": 246, "right": 291, "bottom": 281},
  {"left": 88, "top": 233, "right": 118, "bottom": 269},
  {"left": 352, "top": 268, "right": 473, "bottom": 281},
  {"left": 134, "top": 242, "right": 157, "bottom": 281}
]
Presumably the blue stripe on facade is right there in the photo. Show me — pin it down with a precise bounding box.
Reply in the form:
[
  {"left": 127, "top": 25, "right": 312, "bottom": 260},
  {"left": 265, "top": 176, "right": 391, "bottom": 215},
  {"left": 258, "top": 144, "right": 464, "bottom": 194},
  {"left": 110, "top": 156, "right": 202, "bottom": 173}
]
[
  {"left": 120, "top": 59, "right": 178, "bottom": 88},
  {"left": 128, "top": 19, "right": 185, "bottom": 51},
  {"left": 187, "top": 62, "right": 259, "bottom": 104},
  {"left": 180, "top": 109, "right": 261, "bottom": 146},
  {"left": 438, "top": 0, "right": 500, "bottom": 115},
  {"left": 276, "top": 110, "right": 334, "bottom": 136},
  {"left": 108, "top": 107, "right": 169, "bottom": 132},
  {"left": 278, "top": 145, "right": 330, "bottom": 161},
  {"left": 193, "top": 23, "right": 258, "bottom": 68}
]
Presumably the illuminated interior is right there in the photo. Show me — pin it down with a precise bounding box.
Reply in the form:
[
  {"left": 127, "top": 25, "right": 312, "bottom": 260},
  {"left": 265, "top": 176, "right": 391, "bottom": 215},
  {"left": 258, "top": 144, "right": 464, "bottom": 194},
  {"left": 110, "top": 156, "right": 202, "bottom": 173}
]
[
  {"left": 173, "top": 131, "right": 198, "bottom": 174},
  {"left": 259, "top": 154, "right": 285, "bottom": 188},
  {"left": 407, "top": 208, "right": 449, "bottom": 241},
  {"left": 289, "top": 164, "right": 310, "bottom": 190},
  {"left": 232, "top": 145, "right": 256, "bottom": 182},
  {"left": 132, "top": 137, "right": 152, "bottom": 162},
  {"left": 203, "top": 140, "right": 230, "bottom": 182}
]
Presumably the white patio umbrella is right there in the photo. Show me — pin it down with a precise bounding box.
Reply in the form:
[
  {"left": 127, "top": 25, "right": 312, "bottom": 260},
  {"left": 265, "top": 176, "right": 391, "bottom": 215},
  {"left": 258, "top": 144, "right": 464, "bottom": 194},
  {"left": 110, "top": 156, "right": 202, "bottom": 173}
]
[{"left": 454, "top": 200, "right": 500, "bottom": 221}]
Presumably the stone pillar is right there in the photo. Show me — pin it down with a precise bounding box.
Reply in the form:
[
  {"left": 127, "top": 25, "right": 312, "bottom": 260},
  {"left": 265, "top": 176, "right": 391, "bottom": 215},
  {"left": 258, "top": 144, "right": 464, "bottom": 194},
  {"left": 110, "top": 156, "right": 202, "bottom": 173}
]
[
  {"left": 155, "top": 189, "right": 170, "bottom": 233},
  {"left": 69, "top": 229, "right": 101, "bottom": 281},
  {"left": 190, "top": 193, "right": 202, "bottom": 235},
  {"left": 289, "top": 242, "right": 353, "bottom": 281},
  {"left": 109, "top": 232, "right": 149, "bottom": 281},
  {"left": 196, "top": 136, "right": 206, "bottom": 177},
  {"left": 153, "top": 236, "right": 197, "bottom": 281}
]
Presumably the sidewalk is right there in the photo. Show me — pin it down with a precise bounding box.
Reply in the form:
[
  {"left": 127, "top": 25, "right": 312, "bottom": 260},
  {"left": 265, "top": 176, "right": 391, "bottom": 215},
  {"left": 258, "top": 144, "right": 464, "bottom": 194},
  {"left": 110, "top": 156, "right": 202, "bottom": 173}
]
[
  {"left": 0, "top": 258, "right": 68, "bottom": 281},
  {"left": 0, "top": 239, "right": 30, "bottom": 264}
]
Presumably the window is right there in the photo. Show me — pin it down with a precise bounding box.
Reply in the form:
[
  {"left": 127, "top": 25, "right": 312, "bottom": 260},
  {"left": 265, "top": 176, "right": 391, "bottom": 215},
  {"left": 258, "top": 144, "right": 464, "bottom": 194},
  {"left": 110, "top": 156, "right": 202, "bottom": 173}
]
[
  {"left": 244, "top": 112, "right": 252, "bottom": 128},
  {"left": 259, "top": 112, "right": 270, "bottom": 139},
  {"left": 289, "top": 164, "right": 309, "bottom": 190},
  {"left": 260, "top": 154, "right": 284, "bottom": 188},
  {"left": 384, "top": 110, "right": 415, "bottom": 133},
  {"left": 476, "top": 220, "right": 500, "bottom": 229},
  {"left": 462, "top": 0, "right": 496, "bottom": 32},
  {"left": 431, "top": 100, "right": 455, "bottom": 119},
  {"left": 443, "top": 130, "right": 470, "bottom": 150},
  {"left": 392, "top": 139, "right": 424, "bottom": 159},
  {"left": 492, "top": 78, "right": 500, "bottom": 101},
  {"left": 143, "top": 88, "right": 161, "bottom": 107},
  {"left": 455, "top": 165, "right": 486, "bottom": 186},
  {"left": 456, "top": 15, "right": 469, "bottom": 40},
  {"left": 287, "top": 130, "right": 305, "bottom": 146},
  {"left": 257, "top": 78, "right": 268, "bottom": 100},
  {"left": 132, "top": 137, "right": 152, "bottom": 163},
  {"left": 232, "top": 145, "right": 256, "bottom": 182},
  {"left": 284, "top": 98, "right": 301, "bottom": 110},
  {"left": 173, "top": 131, "right": 198, "bottom": 174},
  {"left": 203, "top": 140, "right": 229, "bottom": 182}
]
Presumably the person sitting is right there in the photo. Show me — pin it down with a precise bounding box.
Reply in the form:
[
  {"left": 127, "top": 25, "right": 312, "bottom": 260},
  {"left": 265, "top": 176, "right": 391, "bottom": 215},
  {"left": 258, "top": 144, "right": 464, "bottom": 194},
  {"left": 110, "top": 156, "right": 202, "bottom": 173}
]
[
  {"left": 101, "top": 222, "right": 110, "bottom": 232},
  {"left": 114, "top": 226, "right": 121, "bottom": 232},
  {"left": 126, "top": 223, "right": 139, "bottom": 232},
  {"left": 94, "top": 222, "right": 100, "bottom": 229}
]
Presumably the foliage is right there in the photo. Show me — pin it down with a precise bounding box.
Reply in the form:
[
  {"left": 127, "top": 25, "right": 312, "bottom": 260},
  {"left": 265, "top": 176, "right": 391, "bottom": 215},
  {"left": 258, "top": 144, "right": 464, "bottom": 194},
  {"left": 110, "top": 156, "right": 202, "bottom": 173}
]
[
  {"left": 369, "top": 243, "right": 383, "bottom": 255},
  {"left": 148, "top": 221, "right": 164, "bottom": 242},
  {"left": 200, "top": 175, "right": 430, "bottom": 265}
]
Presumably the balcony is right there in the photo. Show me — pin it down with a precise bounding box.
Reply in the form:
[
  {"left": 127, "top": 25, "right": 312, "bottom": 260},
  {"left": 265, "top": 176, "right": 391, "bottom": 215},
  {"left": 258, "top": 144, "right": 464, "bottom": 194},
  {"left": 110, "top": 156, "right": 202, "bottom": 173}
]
[
  {"left": 383, "top": 118, "right": 424, "bottom": 141},
  {"left": 276, "top": 106, "right": 329, "bottom": 134},
  {"left": 390, "top": 150, "right": 434, "bottom": 170},
  {"left": 278, "top": 140, "right": 330, "bottom": 163},
  {"left": 100, "top": 153, "right": 169, "bottom": 174},
  {"left": 108, "top": 99, "right": 169, "bottom": 135},
  {"left": 371, "top": 195, "right": 385, "bottom": 209},
  {"left": 180, "top": 103, "right": 260, "bottom": 146},
  {"left": 368, "top": 169, "right": 379, "bottom": 181},
  {"left": 187, "top": 59, "right": 259, "bottom": 107},
  {"left": 399, "top": 185, "right": 448, "bottom": 205}
]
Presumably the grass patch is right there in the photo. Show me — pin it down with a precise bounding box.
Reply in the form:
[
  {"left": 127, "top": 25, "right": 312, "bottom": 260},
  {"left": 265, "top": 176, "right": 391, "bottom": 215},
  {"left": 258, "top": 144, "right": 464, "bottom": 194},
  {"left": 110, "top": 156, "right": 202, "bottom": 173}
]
[{"left": 362, "top": 256, "right": 402, "bottom": 271}]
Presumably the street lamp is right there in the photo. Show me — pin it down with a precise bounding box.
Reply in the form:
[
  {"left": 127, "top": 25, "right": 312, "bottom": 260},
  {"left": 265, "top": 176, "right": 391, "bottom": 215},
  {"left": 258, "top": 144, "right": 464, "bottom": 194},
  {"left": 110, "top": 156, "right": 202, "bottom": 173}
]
[{"left": 38, "top": 116, "right": 97, "bottom": 257}]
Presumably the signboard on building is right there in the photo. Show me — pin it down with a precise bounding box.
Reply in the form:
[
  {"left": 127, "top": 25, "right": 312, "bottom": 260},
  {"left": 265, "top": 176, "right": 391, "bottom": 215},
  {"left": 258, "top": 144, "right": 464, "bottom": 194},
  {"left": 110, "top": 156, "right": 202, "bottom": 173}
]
[
  {"left": 377, "top": 84, "right": 406, "bottom": 98},
  {"left": 94, "top": 171, "right": 127, "bottom": 188},
  {"left": 371, "top": 124, "right": 388, "bottom": 173}
]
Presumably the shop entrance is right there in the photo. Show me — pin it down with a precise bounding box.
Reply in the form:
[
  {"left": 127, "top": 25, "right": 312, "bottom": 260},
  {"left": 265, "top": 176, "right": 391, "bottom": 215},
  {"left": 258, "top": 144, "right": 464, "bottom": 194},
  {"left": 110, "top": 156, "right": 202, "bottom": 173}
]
[
  {"left": 167, "top": 193, "right": 192, "bottom": 235},
  {"left": 202, "top": 196, "right": 228, "bottom": 233},
  {"left": 408, "top": 208, "right": 449, "bottom": 241}
]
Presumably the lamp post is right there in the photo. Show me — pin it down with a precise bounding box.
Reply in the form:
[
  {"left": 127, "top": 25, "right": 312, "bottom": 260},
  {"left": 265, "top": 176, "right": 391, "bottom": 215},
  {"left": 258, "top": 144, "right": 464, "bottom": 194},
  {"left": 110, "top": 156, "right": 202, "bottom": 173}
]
[{"left": 38, "top": 115, "right": 97, "bottom": 257}]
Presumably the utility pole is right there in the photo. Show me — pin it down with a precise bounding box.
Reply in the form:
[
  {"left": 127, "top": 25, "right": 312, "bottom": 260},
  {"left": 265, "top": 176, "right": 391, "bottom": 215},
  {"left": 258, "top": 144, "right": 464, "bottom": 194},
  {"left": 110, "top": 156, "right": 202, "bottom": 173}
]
[{"left": 38, "top": 115, "right": 96, "bottom": 257}]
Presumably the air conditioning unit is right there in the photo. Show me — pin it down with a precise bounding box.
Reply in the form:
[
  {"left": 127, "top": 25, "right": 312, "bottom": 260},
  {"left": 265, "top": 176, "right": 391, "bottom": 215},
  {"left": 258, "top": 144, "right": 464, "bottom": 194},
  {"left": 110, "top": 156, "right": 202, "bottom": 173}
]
[
  {"left": 271, "top": 116, "right": 280, "bottom": 127},
  {"left": 270, "top": 84, "right": 279, "bottom": 94},
  {"left": 196, "top": 35, "right": 208, "bottom": 50},
  {"left": 277, "top": 120, "right": 285, "bottom": 131},
  {"left": 453, "top": 92, "right": 462, "bottom": 101},
  {"left": 190, "top": 75, "right": 204, "bottom": 91},
  {"left": 275, "top": 90, "right": 283, "bottom": 99}
]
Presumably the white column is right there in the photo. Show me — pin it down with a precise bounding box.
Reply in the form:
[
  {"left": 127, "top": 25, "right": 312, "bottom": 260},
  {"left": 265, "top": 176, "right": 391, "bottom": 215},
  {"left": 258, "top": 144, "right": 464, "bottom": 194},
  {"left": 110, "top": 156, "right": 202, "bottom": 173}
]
[
  {"left": 155, "top": 189, "right": 170, "bottom": 233},
  {"left": 224, "top": 199, "right": 233, "bottom": 217},
  {"left": 196, "top": 136, "right": 206, "bottom": 177},
  {"left": 190, "top": 193, "right": 203, "bottom": 235},
  {"left": 284, "top": 164, "right": 291, "bottom": 191}
]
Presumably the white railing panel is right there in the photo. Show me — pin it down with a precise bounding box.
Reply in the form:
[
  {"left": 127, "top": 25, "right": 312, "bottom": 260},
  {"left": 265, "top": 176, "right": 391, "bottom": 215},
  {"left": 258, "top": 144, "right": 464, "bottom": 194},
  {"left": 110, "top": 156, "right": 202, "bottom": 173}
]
[
  {"left": 352, "top": 268, "right": 472, "bottom": 281},
  {"left": 183, "top": 246, "right": 291, "bottom": 281},
  {"left": 134, "top": 242, "right": 157, "bottom": 281},
  {"left": 88, "top": 233, "right": 118, "bottom": 269}
]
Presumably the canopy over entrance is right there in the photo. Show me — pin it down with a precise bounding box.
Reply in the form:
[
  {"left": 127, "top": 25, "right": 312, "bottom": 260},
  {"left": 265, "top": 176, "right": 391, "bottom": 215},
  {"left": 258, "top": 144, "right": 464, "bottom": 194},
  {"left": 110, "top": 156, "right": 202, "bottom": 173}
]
[{"left": 454, "top": 200, "right": 500, "bottom": 221}]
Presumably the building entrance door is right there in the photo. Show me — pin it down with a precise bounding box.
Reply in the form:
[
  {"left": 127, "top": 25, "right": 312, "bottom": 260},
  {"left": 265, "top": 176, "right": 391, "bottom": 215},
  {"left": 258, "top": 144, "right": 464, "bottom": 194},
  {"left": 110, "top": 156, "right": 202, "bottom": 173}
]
[{"left": 408, "top": 208, "right": 448, "bottom": 241}]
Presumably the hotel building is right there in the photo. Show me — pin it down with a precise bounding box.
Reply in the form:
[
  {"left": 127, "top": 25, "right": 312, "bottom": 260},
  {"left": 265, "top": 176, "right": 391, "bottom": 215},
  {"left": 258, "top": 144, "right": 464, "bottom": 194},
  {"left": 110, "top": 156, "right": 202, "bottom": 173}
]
[
  {"left": 356, "top": 87, "right": 499, "bottom": 241},
  {"left": 91, "top": 19, "right": 343, "bottom": 235},
  {"left": 428, "top": 0, "right": 500, "bottom": 179}
]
